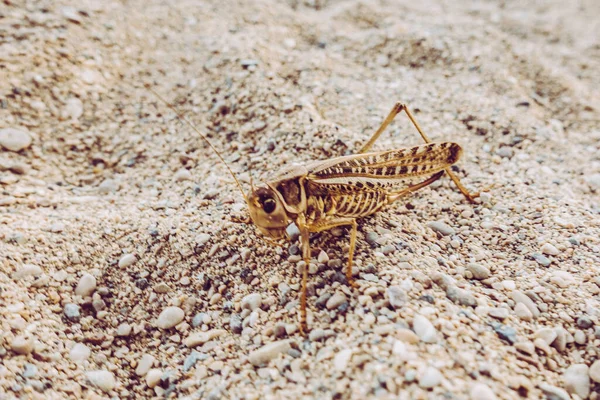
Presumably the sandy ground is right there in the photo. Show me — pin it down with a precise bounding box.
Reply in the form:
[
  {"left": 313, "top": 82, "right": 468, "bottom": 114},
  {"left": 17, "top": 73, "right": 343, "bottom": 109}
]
[{"left": 2, "top": 0, "right": 600, "bottom": 399}]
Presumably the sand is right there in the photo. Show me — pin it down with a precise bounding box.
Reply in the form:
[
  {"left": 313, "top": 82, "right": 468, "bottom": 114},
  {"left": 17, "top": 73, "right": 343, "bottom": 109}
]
[{"left": 1, "top": 0, "right": 600, "bottom": 398}]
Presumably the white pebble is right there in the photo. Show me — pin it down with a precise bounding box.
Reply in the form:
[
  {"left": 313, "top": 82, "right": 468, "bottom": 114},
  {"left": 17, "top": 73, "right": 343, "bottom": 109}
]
[
  {"left": 12, "top": 264, "right": 43, "bottom": 280},
  {"left": 242, "top": 293, "right": 262, "bottom": 311},
  {"left": 563, "top": 364, "right": 590, "bottom": 399},
  {"left": 248, "top": 340, "right": 291, "bottom": 367},
  {"left": 514, "top": 302, "right": 533, "bottom": 321},
  {"left": 155, "top": 306, "right": 185, "bottom": 329},
  {"left": 118, "top": 254, "right": 136, "bottom": 268},
  {"left": 0, "top": 127, "right": 32, "bottom": 152},
  {"left": 418, "top": 367, "right": 442, "bottom": 388},
  {"left": 75, "top": 273, "right": 96, "bottom": 296},
  {"left": 589, "top": 360, "right": 600, "bottom": 383},
  {"left": 11, "top": 335, "right": 34, "bottom": 354},
  {"left": 86, "top": 370, "right": 116, "bottom": 393},
  {"left": 135, "top": 354, "right": 156, "bottom": 376},
  {"left": 146, "top": 369, "right": 163, "bottom": 388},
  {"left": 63, "top": 98, "right": 83, "bottom": 120},
  {"left": 174, "top": 168, "right": 192, "bottom": 182},
  {"left": 184, "top": 329, "right": 226, "bottom": 347},
  {"left": 70, "top": 343, "right": 91, "bottom": 362},
  {"left": 334, "top": 349, "right": 353, "bottom": 372},
  {"left": 116, "top": 323, "right": 132, "bottom": 337},
  {"left": 326, "top": 293, "right": 347, "bottom": 310},
  {"left": 470, "top": 383, "right": 497, "bottom": 400},
  {"left": 427, "top": 220, "right": 455, "bottom": 236},
  {"left": 317, "top": 250, "right": 329, "bottom": 263},
  {"left": 413, "top": 314, "right": 438, "bottom": 343},
  {"left": 541, "top": 243, "right": 560, "bottom": 256}
]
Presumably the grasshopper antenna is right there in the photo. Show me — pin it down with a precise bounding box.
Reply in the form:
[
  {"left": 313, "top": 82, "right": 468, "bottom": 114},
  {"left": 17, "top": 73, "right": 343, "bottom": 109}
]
[{"left": 146, "top": 85, "right": 247, "bottom": 201}]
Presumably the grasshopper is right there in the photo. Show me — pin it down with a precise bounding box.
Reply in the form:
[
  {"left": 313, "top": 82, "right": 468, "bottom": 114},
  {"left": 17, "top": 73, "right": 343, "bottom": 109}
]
[{"left": 151, "top": 90, "right": 479, "bottom": 334}]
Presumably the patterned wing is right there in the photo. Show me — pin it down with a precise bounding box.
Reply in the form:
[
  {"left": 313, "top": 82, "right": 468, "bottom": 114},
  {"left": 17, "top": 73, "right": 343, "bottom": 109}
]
[{"left": 305, "top": 142, "right": 462, "bottom": 195}]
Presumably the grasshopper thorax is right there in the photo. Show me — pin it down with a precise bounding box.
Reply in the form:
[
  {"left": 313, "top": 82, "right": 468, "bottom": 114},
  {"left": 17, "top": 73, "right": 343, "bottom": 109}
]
[{"left": 247, "top": 185, "right": 290, "bottom": 239}]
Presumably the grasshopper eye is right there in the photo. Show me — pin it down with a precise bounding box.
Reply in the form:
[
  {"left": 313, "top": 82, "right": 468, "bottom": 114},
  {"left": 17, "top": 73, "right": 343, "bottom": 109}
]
[{"left": 263, "top": 198, "right": 276, "bottom": 213}]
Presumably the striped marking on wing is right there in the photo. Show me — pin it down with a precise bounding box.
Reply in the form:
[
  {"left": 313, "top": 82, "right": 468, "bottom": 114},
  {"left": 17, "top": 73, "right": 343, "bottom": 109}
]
[{"left": 306, "top": 142, "right": 461, "bottom": 194}]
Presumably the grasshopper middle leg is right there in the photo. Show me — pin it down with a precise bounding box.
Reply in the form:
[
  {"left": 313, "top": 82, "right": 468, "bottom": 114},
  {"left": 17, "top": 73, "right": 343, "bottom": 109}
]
[{"left": 359, "top": 102, "right": 479, "bottom": 203}]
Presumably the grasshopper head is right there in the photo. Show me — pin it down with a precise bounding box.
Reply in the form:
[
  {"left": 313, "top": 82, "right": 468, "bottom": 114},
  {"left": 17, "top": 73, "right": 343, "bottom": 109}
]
[{"left": 247, "top": 185, "right": 289, "bottom": 239}]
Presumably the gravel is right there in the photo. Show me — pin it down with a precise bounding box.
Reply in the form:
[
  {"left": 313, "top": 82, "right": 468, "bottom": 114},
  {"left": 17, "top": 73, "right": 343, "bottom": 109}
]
[
  {"left": 63, "top": 303, "right": 81, "bottom": 322},
  {"left": 155, "top": 307, "right": 185, "bottom": 329},
  {"left": 75, "top": 273, "right": 96, "bottom": 297},
  {"left": 248, "top": 340, "right": 291, "bottom": 367},
  {"left": 418, "top": 367, "right": 443, "bottom": 389},
  {"left": 0, "top": 127, "right": 32, "bottom": 152},
  {"left": 413, "top": 314, "right": 438, "bottom": 343},
  {"left": 563, "top": 364, "right": 590, "bottom": 399},
  {"left": 86, "top": 370, "right": 116, "bottom": 393}
]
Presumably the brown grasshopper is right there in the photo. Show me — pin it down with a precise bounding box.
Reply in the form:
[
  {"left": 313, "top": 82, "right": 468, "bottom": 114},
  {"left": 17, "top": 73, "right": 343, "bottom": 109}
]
[{"left": 152, "top": 90, "right": 479, "bottom": 334}]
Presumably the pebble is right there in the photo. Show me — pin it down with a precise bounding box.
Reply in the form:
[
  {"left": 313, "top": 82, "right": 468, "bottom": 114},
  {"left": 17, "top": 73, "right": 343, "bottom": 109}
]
[
  {"left": 156, "top": 307, "right": 185, "bottom": 329},
  {"left": 242, "top": 293, "right": 262, "bottom": 311},
  {"left": 63, "top": 303, "right": 81, "bottom": 322},
  {"left": 488, "top": 307, "right": 509, "bottom": 320},
  {"left": 69, "top": 343, "right": 90, "bottom": 362},
  {"left": 574, "top": 330, "right": 586, "bottom": 345},
  {"left": 532, "top": 253, "right": 551, "bottom": 267},
  {"left": 326, "top": 293, "right": 347, "bottom": 310},
  {"left": 230, "top": 314, "right": 243, "bottom": 334},
  {"left": 63, "top": 98, "right": 83, "bottom": 120},
  {"left": 535, "top": 328, "right": 557, "bottom": 345},
  {"left": 413, "top": 314, "right": 438, "bottom": 343},
  {"left": 0, "top": 127, "right": 32, "bottom": 152},
  {"left": 515, "top": 341, "right": 535, "bottom": 356},
  {"left": 317, "top": 251, "right": 329, "bottom": 263},
  {"left": 12, "top": 264, "right": 43, "bottom": 280},
  {"left": 98, "top": 179, "right": 119, "bottom": 194},
  {"left": 469, "top": 383, "right": 497, "bottom": 400},
  {"left": 86, "top": 370, "right": 116, "bottom": 393},
  {"left": 426, "top": 220, "right": 455, "bottom": 236},
  {"left": 334, "top": 349, "right": 353, "bottom": 372},
  {"left": 396, "top": 328, "right": 419, "bottom": 344},
  {"left": 550, "top": 271, "right": 574, "bottom": 288},
  {"left": 446, "top": 286, "right": 477, "bottom": 307},
  {"left": 11, "top": 335, "right": 34, "bottom": 355},
  {"left": 576, "top": 315, "right": 593, "bottom": 329},
  {"left": 135, "top": 354, "right": 155, "bottom": 376},
  {"left": 589, "top": 360, "right": 600, "bottom": 383},
  {"left": 563, "top": 364, "right": 590, "bottom": 399},
  {"left": 387, "top": 286, "right": 407, "bottom": 309},
  {"left": 184, "top": 329, "right": 226, "bottom": 347},
  {"left": 75, "top": 273, "right": 97, "bottom": 297},
  {"left": 491, "top": 322, "right": 517, "bottom": 344},
  {"left": 286, "top": 223, "right": 300, "bottom": 241},
  {"left": 174, "top": 168, "right": 192, "bottom": 181},
  {"left": 183, "top": 350, "right": 207, "bottom": 372},
  {"left": 22, "top": 363, "right": 37, "bottom": 378},
  {"left": 511, "top": 291, "right": 539, "bottom": 318},
  {"left": 533, "top": 338, "right": 552, "bottom": 355},
  {"left": 541, "top": 243, "right": 560, "bottom": 256},
  {"left": 118, "top": 254, "right": 136, "bottom": 268},
  {"left": 467, "top": 263, "right": 491, "bottom": 280},
  {"left": 539, "top": 383, "right": 570, "bottom": 400},
  {"left": 146, "top": 369, "right": 163, "bottom": 388},
  {"left": 418, "top": 367, "right": 442, "bottom": 389},
  {"left": 514, "top": 302, "right": 533, "bottom": 321},
  {"left": 248, "top": 340, "right": 291, "bottom": 367},
  {"left": 116, "top": 323, "right": 132, "bottom": 337},
  {"left": 584, "top": 173, "right": 600, "bottom": 189}
]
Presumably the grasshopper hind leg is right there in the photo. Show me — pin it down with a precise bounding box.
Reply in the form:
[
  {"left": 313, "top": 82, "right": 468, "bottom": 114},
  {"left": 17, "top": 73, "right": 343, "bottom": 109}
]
[{"left": 359, "top": 101, "right": 480, "bottom": 203}]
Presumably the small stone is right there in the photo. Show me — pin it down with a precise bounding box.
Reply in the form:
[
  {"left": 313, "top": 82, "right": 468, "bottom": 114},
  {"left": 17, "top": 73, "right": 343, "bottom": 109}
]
[
  {"left": 75, "top": 273, "right": 96, "bottom": 297},
  {"left": 174, "top": 168, "right": 192, "bottom": 182},
  {"left": 418, "top": 367, "right": 442, "bottom": 389},
  {"left": 563, "top": 364, "right": 590, "bottom": 399},
  {"left": 12, "top": 264, "right": 43, "bottom": 280},
  {"left": 286, "top": 223, "right": 300, "bottom": 241},
  {"left": 248, "top": 340, "right": 291, "bottom": 367},
  {"left": 63, "top": 98, "right": 83, "bottom": 120},
  {"left": 467, "top": 263, "right": 491, "bottom": 280},
  {"left": 326, "top": 293, "right": 347, "bottom": 310},
  {"left": 86, "top": 370, "right": 116, "bottom": 393},
  {"left": 576, "top": 315, "right": 593, "bottom": 329},
  {"left": 135, "top": 354, "right": 155, "bottom": 377},
  {"left": 98, "top": 179, "right": 119, "bottom": 194},
  {"left": 146, "top": 369, "right": 162, "bottom": 388},
  {"left": 0, "top": 128, "right": 32, "bottom": 152},
  {"left": 387, "top": 286, "right": 407, "bottom": 309},
  {"left": 184, "top": 329, "right": 226, "bottom": 347},
  {"left": 489, "top": 307, "right": 509, "bottom": 320},
  {"left": 534, "top": 338, "right": 552, "bottom": 355},
  {"left": 156, "top": 307, "right": 185, "bottom": 329},
  {"left": 541, "top": 243, "right": 560, "bottom": 256},
  {"left": 153, "top": 282, "right": 170, "bottom": 293},
  {"left": 69, "top": 343, "right": 90, "bottom": 362},
  {"left": 574, "top": 330, "right": 586, "bottom": 345},
  {"left": 230, "top": 314, "right": 243, "bottom": 334},
  {"left": 511, "top": 290, "right": 539, "bottom": 318},
  {"left": 584, "top": 173, "right": 600, "bottom": 190},
  {"left": 427, "top": 220, "right": 455, "bottom": 236},
  {"left": 532, "top": 253, "right": 551, "bottom": 267},
  {"left": 334, "top": 349, "right": 353, "bottom": 372},
  {"left": 539, "top": 383, "right": 570, "bottom": 400},
  {"left": 491, "top": 322, "right": 517, "bottom": 344},
  {"left": 118, "top": 254, "right": 136, "bottom": 268},
  {"left": 396, "top": 328, "right": 420, "bottom": 344},
  {"left": 11, "top": 335, "right": 34, "bottom": 355},
  {"left": 469, "top": 383, "right": 497, "bottom": 400},
  {"left": 514, "top": 303, "right": 533, "bottom": 321},
  {"left": 552, "top": 328, "right": 568, "bottom": 352},
  {"left": 413, "top": 314, "right": 437, "bottom": 343},
  {"left": 496, "top": 146, "right": 513, "bottom": 158},
  {"left": 242, "top": 293, "right": 262, "bottom": 311},
  {"left": 116, "top": 323, "right": 132, "bottom": 337},
  {"left": 365, "top": 232, "right": 379, "bottom": 246},
  {"left": 22, "top": 363, "right": 37, "bottom": 378},
  {"left": 550, "top": 271, "right": 574, "bottom": 288},
  {"left": 317, "top": 251, "right": 329, "bottom": 263},
  {"left": 535, "top": 328, "right": 558, "bottom": 345},
  {"left": 514, "top": 341, "right": 535, "bottom": 356},
  {"left": 446, "top": 286, "right": 477, "bottom": 307},
  {"left": 183, "top": 350, "right": 207, "bottom": 372},
  {"left": 309, "top": 329, "right": 326, "bottom": 341},
  {"left": 63, "top": 303, "right": 80, "bottom": 322},
  {"left": 589, "top": 360, "right": 600, "bottom": 383}
]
